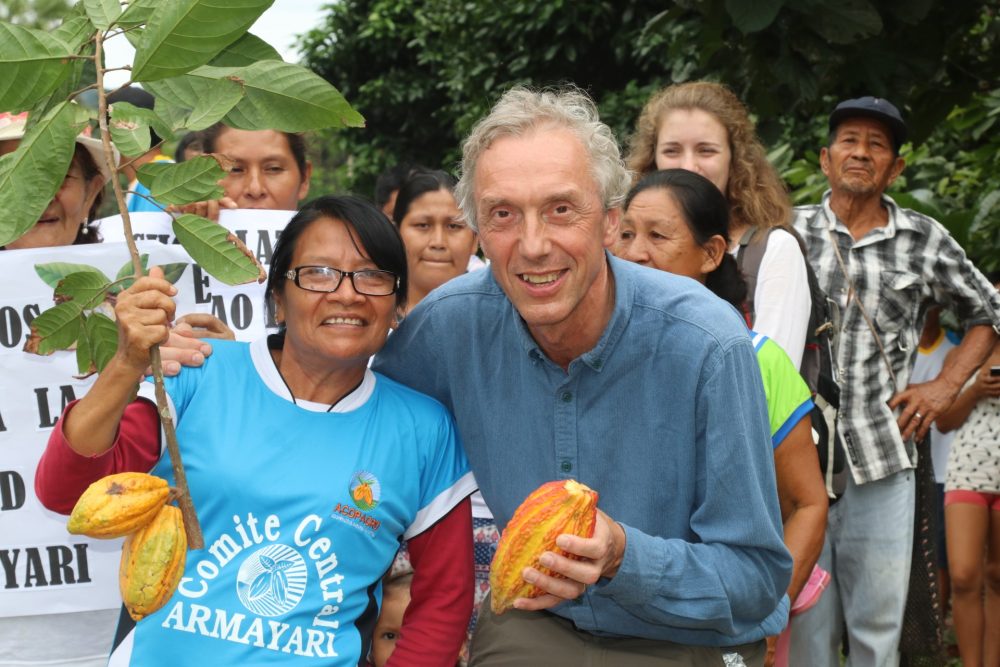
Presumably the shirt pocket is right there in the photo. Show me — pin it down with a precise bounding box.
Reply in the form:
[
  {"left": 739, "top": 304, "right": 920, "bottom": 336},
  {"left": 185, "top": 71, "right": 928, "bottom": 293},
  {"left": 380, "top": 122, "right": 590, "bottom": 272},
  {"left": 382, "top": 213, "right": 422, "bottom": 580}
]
[{"left": 875, "top": 270, "right": 923, "bottom": 333}]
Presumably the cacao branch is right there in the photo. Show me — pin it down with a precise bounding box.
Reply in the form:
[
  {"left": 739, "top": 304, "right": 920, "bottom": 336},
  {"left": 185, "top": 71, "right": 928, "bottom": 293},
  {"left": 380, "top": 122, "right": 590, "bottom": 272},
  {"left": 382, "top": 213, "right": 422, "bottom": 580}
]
[{"left": 94, "top": 30, "right": 203, "bottom": 550}]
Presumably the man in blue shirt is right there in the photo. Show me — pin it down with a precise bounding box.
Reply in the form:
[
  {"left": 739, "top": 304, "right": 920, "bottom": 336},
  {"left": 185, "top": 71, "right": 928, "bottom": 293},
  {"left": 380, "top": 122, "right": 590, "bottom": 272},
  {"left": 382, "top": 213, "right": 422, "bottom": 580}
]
[{"left": 372, "top": 86, "right": 791, "bottom": 666}]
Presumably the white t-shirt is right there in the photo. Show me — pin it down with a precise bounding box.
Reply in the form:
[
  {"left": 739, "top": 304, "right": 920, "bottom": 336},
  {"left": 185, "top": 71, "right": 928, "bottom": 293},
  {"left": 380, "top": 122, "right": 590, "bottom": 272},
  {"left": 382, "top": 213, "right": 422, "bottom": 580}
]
[
  {"left": 731, "top": 228, "right": 811, "bottom": 368},
  {"left": 910, "top": 328, "right": 960, "bottom": 483}
]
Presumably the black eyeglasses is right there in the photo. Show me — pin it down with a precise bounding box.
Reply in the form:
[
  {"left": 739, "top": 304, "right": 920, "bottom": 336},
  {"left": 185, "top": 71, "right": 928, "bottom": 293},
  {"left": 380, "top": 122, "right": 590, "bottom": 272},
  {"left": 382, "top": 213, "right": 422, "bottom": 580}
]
[{"left": 285, "top": 265, "right": 399, "bottom": 296}]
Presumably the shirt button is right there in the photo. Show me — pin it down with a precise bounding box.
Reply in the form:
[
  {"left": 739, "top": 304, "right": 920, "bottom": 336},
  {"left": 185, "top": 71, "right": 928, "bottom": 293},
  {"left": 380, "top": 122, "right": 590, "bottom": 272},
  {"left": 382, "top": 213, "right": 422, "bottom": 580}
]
[
  {"left": 560, "top": 460, "right": 572, "bottom": 473},
  {"left": 593, "top": 359, "right": 603, "bottom": 369},
  {"left": 561, "top": 391, "right": 572, "bottom": 402}
]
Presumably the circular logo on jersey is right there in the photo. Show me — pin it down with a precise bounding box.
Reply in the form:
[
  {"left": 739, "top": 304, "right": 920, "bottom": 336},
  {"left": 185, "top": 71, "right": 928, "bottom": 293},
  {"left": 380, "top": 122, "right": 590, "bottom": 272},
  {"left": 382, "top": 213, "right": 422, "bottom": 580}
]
[
  {"left": 236, "top": 544, "right": 308, "bottom": 616},
  {"left": 349, "top": 471, "right": 381, "bottom": 511}
]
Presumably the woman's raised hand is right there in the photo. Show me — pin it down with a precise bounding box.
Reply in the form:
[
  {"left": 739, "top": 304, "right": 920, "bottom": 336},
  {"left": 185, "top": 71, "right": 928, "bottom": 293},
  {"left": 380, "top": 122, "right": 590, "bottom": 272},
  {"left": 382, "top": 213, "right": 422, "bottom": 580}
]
[{"left": 113, "top": 266, "right": 177, "bottom": 374}]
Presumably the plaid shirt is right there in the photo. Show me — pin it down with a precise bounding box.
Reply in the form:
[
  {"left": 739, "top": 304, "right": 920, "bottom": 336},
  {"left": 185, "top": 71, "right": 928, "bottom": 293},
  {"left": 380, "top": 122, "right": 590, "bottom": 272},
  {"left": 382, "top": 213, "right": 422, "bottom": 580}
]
[{"left": 794, "top": 191, "right": 1000, "bottom": 484}]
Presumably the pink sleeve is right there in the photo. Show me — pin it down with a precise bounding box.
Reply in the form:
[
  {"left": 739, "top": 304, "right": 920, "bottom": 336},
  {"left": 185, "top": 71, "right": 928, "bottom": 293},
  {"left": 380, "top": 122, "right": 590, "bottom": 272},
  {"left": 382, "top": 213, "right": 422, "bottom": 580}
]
[
  {"left": 385, "top": 497, "right": 473, "bottom": 667},
  {"left": 34, "top": 398, "right": 162, "bottom": 514}
]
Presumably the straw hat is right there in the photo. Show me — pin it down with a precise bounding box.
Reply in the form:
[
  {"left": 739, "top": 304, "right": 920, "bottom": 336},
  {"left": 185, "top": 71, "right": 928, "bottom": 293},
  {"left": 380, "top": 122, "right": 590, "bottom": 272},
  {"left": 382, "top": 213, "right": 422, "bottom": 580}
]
[{"left": 0, "top": 111, "right": 118, "bottom": 183}]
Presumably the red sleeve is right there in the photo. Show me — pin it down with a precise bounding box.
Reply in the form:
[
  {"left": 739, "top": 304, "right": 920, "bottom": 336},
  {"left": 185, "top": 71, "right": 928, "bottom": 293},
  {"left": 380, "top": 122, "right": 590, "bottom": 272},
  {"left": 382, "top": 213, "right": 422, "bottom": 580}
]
[
  {"left": 385, "top": 497, "right": 473, "bottom": 667},
  {"left": 34, "top": 398, "right": 162, "bottom": 514}
]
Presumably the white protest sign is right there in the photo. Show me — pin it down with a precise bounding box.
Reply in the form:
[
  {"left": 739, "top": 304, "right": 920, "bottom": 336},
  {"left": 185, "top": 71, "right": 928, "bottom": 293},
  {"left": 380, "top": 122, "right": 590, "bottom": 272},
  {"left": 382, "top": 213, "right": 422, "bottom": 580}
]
[
  {"left": 98, "top": 209, "right": 294, "bottom": 339},
  {"left": 0, "top": 242, "right": 196, "bottom": 616}
]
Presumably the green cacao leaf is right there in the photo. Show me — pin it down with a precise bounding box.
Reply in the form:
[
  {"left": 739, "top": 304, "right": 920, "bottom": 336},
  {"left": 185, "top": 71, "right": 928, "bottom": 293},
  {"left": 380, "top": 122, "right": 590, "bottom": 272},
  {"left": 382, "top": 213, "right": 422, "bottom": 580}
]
[
  {"left": 131, "top": 0, "right": 275, "bottom": 82},
  {"left": 172, "top": 214, "right": 266, "bottom": 285},
  {"left": 35, "top": 262, "right": 108, "bottom": 289},
  {"left": 25, "top": 301, "right": 84, "bottom": 355},
  {"left": 117, "top": 0, "right": 158, "bottom": 28},
  {"left": 75, "top": 320, "right": 94, "bottom": 375},
  {"left": 55, "top": 270, "right": 111, "bottom": 308},
  {"left": 160, "top": 262, "right": 190, "bottom": 285},
  {"left": 208, "top": 32, "right": 282, "bottom": 67},
  {"left": 801, "top": 0, "right": 883, "bottom": 44},
  {"left": 109, "top": 101, "right": 153, "bottom": 157},
  {"left": 85, "top": 311, "right": 118, "bottom": 372},
  {"left": 82, "top": 0, "right": 122, "bottom": 30},
  {"left": 110, "top": 254, "right": 149, "bottom": 293},
  {"left": 219, "top": 60, "right": 365, "bottom": 131},
  {"left": 0, "top": 102, "right": 81, "bottom": 248},
  {"left": 0, "top": 22, "right": 76, "bottom": 112},
  {"left": 143, "top": 72, "right": 243, "bottom": 130},
  {"left": 53, "top": 16, "right": 98, "bottom": 53},
  {"left": 137, "top": 155, "right": 226, "bottom": 205}
]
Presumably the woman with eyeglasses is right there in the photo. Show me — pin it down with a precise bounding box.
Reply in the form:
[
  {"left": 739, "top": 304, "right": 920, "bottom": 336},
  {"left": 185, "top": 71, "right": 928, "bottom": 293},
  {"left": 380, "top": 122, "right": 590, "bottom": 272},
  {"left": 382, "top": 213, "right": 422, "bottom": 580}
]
[{"left": 35, "top": 195, "right": 477, "bottom": 667}]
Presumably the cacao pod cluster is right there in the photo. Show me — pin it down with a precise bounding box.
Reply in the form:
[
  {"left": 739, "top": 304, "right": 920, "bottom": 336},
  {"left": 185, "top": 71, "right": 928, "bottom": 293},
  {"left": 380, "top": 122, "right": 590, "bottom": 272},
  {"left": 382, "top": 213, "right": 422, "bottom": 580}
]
[
  {"left": 489, "top": 479, "right": 599, "bottom": 614},
  {"left": 68, "top": 472, "right": 187, "bottom": 620}
]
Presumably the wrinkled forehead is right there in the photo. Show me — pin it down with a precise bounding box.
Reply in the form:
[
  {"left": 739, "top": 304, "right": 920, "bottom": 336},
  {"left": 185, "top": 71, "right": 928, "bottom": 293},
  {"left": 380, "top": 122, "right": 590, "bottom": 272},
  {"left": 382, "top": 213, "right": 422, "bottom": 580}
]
[{"left": 833, "top": 116, "right": 893, "bottom": 142}]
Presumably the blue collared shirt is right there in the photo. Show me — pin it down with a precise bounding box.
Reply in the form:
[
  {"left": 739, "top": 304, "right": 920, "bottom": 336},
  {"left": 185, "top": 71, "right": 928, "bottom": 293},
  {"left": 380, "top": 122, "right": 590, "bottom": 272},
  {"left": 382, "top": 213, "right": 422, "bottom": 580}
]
[{"left": 373, "top": 254, "right": 791, "bottom": 646}]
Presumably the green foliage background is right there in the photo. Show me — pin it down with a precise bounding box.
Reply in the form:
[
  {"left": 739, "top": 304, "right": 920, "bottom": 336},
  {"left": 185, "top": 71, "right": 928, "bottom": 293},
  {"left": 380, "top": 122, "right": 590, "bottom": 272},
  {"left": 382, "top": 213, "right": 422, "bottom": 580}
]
[{"left": 298, "top": 0, "right": 1000, "bottom": 268}]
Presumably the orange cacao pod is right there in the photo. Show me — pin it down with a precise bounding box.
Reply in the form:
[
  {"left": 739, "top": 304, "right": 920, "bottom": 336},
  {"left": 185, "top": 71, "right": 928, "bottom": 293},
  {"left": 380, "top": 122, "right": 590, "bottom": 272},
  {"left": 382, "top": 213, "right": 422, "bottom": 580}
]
[
  {"left": 119, "top": 504, "right": 187, "bottom": 621},
  {"left": 67, "top": 472, "right": 170, "bottom": 538},
  {"left": 489, "top": 479, "right": 598, "bottom": 614}
]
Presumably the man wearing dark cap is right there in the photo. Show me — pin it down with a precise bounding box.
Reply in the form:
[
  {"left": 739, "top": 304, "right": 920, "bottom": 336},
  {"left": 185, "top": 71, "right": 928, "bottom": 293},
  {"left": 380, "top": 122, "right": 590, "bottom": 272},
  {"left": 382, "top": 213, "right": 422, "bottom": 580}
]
[{"left": 789, "top": 97, "right": 1000, "bottom": 666}]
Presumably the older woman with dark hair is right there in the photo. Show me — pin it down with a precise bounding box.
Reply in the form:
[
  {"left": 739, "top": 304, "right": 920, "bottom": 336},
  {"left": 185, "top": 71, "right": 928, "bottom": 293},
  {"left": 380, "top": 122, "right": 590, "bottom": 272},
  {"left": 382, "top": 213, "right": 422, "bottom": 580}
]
[
  {"left": 36, "top": 195, "right": 476, "bottom": 667},
  {"left": 0, "top": 111, "right": 111, "bottom": 249}
]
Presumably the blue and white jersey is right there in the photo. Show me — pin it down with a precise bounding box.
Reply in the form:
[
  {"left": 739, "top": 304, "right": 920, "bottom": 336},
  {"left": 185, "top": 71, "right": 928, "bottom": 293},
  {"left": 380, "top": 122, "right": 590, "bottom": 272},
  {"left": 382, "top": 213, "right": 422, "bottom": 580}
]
[{"left": 110, "top": 337, "right": 476, "bottom": 666}]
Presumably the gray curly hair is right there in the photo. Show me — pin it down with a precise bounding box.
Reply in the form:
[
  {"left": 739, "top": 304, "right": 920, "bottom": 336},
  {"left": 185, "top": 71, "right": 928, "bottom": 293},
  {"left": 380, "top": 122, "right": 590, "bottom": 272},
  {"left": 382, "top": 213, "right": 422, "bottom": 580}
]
[{"left": 455, "top": 86, "right": 631, "bottom": 231}]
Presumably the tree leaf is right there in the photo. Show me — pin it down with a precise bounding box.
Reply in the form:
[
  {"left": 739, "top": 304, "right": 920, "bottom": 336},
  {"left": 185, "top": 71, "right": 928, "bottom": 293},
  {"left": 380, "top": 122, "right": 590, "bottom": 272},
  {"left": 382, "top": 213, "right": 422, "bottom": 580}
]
[
  {"left": 219, "top": 60, "right": 365, "bottom": 131},
  {"left": 35, "top": 262, "right": 108, "bottom": 289},
  {"left": 143, "top": 72, "right": 244, "bottom": 130},
  {"left": 132, "top": 0, "right": 275, "bottom": 82},
  {"left": 160, "top": 262, "right": 190, "bottom": 285},
  {"left": 55, "top": 270, "right": 111, "bottom": 308},
  {"left": 75, "top": 319, "right": 94, "bottom": 375},
  {"left": 85, "top": 311, "right": 118, "bottom": 372},
  {"left": 109, "top": 101, "right": 153, "bottom": 157},
  {"left": 0, "top": 22, "right": 76, "bottom": 112},
  {"left": 110, "top": 254, "right": 159, "bottom": 293},
  {"left": 0, "top": 102, "right": 80, "bottom": 248},
  {"left": 724, "top": 0, "right": 785, "bottom": 34},
  {"left": 208, "top": 32, "right": 281, "bottom": 67},
  {"left": 137, "top": 155, "right": 226, "bottom": 205},
  {"left": 24, "top": 301, "right": 84, "bottom": 355},
  {"left": 117, "top": 0, "right": 159, "bottom": 29},
  {"left": 172, "top": 213, "right": 266, "bottom": 285},
  {"left": 805, "top": 0, "right": 883, "bottom": 45},
  {"left": 53, "top": 15, "right": 98, "bottom": 53},
  {"left": 82, "top": 0, "right": 121, "bottom": 30}
]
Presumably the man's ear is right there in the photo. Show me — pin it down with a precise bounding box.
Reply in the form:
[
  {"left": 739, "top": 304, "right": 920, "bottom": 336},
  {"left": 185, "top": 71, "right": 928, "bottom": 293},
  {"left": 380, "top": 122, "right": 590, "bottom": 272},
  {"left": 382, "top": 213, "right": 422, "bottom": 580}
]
[
  {"left": 819, "top": 147, "right": 831, "bottom": 178},
  {"left": 602, "top": 207, "right": 622, "bottom": 248},
  {"left": 887, "top": 156, "right": 906, "bottom": 187}
]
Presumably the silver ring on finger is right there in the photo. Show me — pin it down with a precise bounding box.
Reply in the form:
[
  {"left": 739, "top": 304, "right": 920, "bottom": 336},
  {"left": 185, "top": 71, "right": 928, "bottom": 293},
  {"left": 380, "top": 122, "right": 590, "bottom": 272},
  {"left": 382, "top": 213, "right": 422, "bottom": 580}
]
[{"left": 914, "top": 412, "right": 923, "bottom": 421}]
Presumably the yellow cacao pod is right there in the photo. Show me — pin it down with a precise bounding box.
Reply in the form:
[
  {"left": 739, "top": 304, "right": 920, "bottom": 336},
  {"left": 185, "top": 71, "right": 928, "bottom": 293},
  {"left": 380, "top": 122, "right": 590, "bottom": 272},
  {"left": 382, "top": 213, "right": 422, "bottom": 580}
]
[
  {"left": 67, "top": 472, "right": 170, "bottom": 539},
  {"left": 489, "top": 479, "right": 598, "bottom": 614},
  {"left": 119, "top": 504, "right": 187, "bottom": 621}
]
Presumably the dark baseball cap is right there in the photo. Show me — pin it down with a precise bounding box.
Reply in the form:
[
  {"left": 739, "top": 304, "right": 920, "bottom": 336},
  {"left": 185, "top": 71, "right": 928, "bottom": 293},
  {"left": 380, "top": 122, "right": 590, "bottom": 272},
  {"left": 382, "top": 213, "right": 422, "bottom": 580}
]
[{"left": 829, "top": 96, "right": 907, "bottom": 152}]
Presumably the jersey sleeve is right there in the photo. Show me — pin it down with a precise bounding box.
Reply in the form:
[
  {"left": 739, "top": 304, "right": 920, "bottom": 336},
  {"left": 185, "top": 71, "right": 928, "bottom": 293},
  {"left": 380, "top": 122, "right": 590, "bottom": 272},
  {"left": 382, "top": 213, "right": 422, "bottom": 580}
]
[
  {"left": 755, "top": 335, "right": 814, "bottom": 449},
  {"left": 404, "top": 406, "right": 477, "bottom": 540}
]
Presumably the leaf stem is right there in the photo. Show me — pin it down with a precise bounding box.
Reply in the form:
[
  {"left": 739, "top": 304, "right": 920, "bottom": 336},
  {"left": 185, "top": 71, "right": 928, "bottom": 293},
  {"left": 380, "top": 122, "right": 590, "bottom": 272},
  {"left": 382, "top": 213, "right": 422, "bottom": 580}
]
[{"left": 94, "top": 29, "right": 204, "bottom": 550}]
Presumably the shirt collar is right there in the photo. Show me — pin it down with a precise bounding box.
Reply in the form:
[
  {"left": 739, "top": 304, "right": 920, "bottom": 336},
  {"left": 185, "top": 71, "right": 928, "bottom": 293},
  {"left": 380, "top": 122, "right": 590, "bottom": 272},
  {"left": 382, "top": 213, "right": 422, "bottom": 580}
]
[
  {"left": 251, "top": 335, "right": 375, "bottom": 412},
  {"left": 817, "top": 189, "right": 916, "bottom": 239},
  {"left": 510, "top": 251, "right": 632, "bottom": 373}
]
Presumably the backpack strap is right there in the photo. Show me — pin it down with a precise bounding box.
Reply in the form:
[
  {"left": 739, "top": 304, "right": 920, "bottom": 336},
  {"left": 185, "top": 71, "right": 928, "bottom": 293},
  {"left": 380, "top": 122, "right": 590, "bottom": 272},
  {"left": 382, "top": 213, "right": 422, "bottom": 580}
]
[{"left": 735, "top": 226, "right": 773, "bottom": 325}]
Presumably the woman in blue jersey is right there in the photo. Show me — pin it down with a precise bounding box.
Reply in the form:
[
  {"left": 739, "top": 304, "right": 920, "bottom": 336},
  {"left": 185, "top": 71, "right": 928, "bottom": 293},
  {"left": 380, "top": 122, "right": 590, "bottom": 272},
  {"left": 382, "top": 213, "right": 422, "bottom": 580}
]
[
  {"left": 613, "top": 169, "right": 828, "bottom": 667},
  {"left": 36, "top": 195, "right": 476, "bottom": 667}
]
